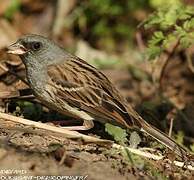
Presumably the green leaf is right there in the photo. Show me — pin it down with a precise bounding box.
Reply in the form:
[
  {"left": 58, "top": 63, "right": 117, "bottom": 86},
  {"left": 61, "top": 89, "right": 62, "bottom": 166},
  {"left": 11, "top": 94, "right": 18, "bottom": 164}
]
[
  {"left": 190, "top": 144, "right": 194, "bottom": 153},
  {"left": 183, "top": 18, "right": 194, "bottom": 30},
  {"left": 184, "top": 5, "right": 194, "bottom": 16},
  {"left": 105, "top": 123, "right": 128, "bottom": 145},
  {"left": 175, "top": 131, "right": 184, "bottom": 145},
  {"left": 4, "top": 0, "right": 21, "bottom": 20},
  {"left": 149, "top": 0, "right": 181, "bottom": 9},
  {"left": 163, "top": 34, "right": 176, "bottom": 49},
  {"left": 16, "top": 100, "right": 43, "bottom": 120},
  {"left": 91, "top": 57, "right": 121, "bottom": 69},
  {"left": 143, "top": 13, "right": 163, "bottom": 29},
  {"left": 128, "top": 65, "right": 150, "bottom": 81},
  {"left": 129, "top": 131, "right": 141, "bottom": 148},
  {"left": 148, "top": 31, "right": 164, "bottom": 46},
  {"left": 146, "top": 46, "right": 162, "bottom": 60},
  {"left": 93, "top": 20, "right": 110, "bottom": 36}
]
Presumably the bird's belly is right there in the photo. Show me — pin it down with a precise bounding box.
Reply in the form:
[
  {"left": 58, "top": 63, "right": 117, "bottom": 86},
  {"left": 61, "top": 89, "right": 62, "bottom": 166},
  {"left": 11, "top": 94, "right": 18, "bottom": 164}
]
[{"left": 35, "top": 84, "right": 94, "bottom": 121}]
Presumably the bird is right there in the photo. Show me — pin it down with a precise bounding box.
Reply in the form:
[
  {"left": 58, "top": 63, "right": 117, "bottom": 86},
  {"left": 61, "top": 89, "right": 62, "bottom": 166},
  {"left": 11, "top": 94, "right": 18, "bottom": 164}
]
[{"left": 7, "top": 34, "right": 190, "bottom": 159}]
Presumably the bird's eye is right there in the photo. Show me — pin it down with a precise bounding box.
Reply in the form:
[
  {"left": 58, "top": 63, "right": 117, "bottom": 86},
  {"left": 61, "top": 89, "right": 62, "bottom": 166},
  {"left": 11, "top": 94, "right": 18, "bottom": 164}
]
[{"left": 31, "top": 42, "right": 42, "bottom": 51}]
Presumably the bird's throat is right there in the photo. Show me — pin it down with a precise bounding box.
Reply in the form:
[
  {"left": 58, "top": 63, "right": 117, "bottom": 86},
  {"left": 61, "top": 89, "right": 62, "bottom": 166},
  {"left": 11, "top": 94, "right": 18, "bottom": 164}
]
[{"left": 24, "top": 59, "right": 48, "bottom": 95}]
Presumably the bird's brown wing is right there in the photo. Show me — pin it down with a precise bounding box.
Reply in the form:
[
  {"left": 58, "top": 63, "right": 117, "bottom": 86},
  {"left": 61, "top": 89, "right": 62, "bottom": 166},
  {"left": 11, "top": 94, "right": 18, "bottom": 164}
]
[
  {"left": 47, "top": 57, "right": 137, "bottom": 128},
  {"left": 47, "top": 57, "right": 189, "bottom": 159}
]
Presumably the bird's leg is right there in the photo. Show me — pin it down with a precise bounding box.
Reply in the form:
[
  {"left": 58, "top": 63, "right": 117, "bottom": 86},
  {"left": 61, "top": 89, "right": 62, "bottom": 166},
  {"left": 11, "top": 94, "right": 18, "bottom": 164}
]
[{"left": 61, "top": 120, "right": 94, "bottom": 130}]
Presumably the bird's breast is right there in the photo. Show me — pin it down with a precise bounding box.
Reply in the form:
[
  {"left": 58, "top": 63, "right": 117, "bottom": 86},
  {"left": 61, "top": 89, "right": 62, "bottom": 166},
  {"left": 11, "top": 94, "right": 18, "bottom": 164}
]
[{"left": 25, "top": 66, "right": 48, "bottom": 95}]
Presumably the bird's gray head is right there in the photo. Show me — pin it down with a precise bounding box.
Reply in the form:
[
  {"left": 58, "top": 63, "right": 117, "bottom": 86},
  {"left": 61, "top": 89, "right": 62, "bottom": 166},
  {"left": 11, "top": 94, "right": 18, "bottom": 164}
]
[{"left": 7, "top": 34, "right": 66, "bottom": 66}]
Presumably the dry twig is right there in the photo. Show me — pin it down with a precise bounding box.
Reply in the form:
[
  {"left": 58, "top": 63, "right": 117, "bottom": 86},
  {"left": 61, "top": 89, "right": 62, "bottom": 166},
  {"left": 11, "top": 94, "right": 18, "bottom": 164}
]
[
  {"left": 159, "top": 40, "right": 180, "bottom": 90},
  {"left": 0, "top": 112, "right": 111, "bottom": 145}
]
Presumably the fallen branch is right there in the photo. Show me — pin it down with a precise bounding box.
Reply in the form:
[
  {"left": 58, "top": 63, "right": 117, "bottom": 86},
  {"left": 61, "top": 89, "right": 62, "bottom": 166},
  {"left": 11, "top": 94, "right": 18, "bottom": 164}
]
[{"left": 0, "top": 112, "right": 112, "bottom": 145}]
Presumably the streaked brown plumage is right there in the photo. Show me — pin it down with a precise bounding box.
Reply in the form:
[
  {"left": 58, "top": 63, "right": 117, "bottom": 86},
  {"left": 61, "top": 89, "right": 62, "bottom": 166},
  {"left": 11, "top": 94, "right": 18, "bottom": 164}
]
[
  {"left": 47, "top": 57, "right": 140, "bottom": 128},
  {"left": 7, "top": 34, "right": 191, "bottom": 159}
]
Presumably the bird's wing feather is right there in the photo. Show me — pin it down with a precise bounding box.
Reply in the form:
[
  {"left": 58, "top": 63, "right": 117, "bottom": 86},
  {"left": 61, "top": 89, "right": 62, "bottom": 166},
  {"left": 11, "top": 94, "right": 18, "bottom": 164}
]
[{"left": 47, "top": 57, "right": 135, "bottom": 127}]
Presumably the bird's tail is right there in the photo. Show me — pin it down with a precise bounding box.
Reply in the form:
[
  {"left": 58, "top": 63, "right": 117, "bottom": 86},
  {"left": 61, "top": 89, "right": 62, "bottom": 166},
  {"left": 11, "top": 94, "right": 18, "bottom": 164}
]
[
  {"left": 116, "top": 102, "right": 189, "bottom": 159},
  {"left": 138, "top": 117, "right": 188, "bottom": 158}
]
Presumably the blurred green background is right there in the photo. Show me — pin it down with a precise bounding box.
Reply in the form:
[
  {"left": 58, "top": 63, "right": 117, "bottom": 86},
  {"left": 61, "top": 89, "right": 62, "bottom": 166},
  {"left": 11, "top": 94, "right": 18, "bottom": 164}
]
[{"left": 1, "top": 0, "right": 185, "bottom": 53}]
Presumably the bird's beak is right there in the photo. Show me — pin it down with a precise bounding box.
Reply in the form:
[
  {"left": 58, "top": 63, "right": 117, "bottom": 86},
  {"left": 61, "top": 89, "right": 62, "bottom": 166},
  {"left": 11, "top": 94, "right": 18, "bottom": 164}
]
[{"left": 7, "top": 42, "right": 27, "bottom": 55}]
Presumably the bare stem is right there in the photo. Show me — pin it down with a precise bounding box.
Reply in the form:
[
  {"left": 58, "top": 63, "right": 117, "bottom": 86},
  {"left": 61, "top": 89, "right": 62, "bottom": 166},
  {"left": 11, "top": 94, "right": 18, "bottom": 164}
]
[{"left": 159, "top": 40, "right": 180, "bottom": 90}]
